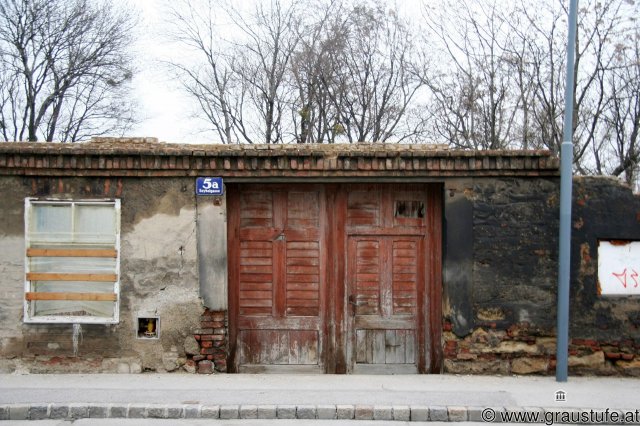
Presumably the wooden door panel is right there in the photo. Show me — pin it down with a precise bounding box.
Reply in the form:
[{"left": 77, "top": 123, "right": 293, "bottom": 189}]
[
  {"left": 392, "top": 240, "right": 418, "bottom": 316},
  {"left": 352, "top": 239, "right": 381, "bottom": 316},
  {"left": 347, "top": 189, "right": 381, "bottom": 228},
  {"left": 230, "top": 183, "right": 441, "bottom": 374},
  {"left": 239, "top": 241, "right": 274, "bottom": 316},
  {"left": 232, "top": 185, "right": 325, "bottom": 372},
  {"left": 238, "top": 330, "right": 319, "bottom": 365},
  {"left": 355, "top": 329, "right": 416, "bottom": 364},
  {"left": 240, "top": 191, "right": 274, "bottom": 228},
  {"left": 349, "top": 235, "right": 421, "bottom": 371},
  {"left": 345, "top": 183, "right": 426, "bottom": 373},
  {"left": 287, "top": 191, "right": 320, "bottom": 228}
]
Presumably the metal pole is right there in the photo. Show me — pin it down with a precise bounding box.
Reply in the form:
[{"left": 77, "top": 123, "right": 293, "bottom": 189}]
[{"left": 557, "top": 0, "right": 579, "bottom": 383}]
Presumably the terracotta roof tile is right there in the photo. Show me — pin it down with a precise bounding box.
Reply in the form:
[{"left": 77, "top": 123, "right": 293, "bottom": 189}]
[{"left": 0, "top": 138, "right": 559, "bottom": 178}]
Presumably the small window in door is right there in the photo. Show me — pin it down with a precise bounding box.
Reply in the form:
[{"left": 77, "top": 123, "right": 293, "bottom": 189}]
[{"left": 395, "top": 201, "right": 424, "bottom": 219}]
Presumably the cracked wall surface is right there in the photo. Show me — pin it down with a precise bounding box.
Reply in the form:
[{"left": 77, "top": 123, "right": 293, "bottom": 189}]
[{"left": 0, "top": 177, "right": 203, "bottom": 373}]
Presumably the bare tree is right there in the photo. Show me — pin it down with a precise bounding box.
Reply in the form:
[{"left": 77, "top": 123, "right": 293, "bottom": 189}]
[
  {"left": 168, "top": 0, "right": 427, "bottom": 144},
  {"left": 167, "top": 0, "right": 301, "bottom": 144},
  {"left": 423, "top": 0, "right": 523, "bottom": 150},
  {"left": 289, "top": 0, "right": 345, "bottom": 144},
  {"left": 0, "top": 0, "right": 136, "bottom": 142},
  {"left": 596, "top": 26, "right": 640, "bottom": 187},
  {"left": 165, "top": 0, "right": 236, "bottom": 144},
  {"left": 323, "top": 2, "right": 427, "bottom": 143},
  {"left": 227, "top": 0, "right": 301, "bottom": 144},
  {"left": 514, "top": 0, "right": 635, "bottom": 182}
]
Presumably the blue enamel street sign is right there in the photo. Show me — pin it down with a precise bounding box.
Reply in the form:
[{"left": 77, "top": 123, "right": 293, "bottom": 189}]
[{"left": 196, "top": 177, "right": 224, "bottom": 196}]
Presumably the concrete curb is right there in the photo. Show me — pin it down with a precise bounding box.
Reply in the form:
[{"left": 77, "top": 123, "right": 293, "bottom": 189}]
[{"left": 1, "top": 403, "right": 639, "bottom": 423}]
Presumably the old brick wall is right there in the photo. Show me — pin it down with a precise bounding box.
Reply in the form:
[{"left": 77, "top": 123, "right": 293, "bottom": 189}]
[
  {"left": 0, "top": 176, "right": 205, "bottom": 373},
  {"left": 444, "top": 176, "right": 640, "bottom": 376},
  {"left": 189, "top": 309, "right": 228, "bottom": 374}
]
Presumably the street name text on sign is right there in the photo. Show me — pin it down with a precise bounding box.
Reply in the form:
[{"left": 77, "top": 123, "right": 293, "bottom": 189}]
[{"left": 196, "top": 177, "right": 224, "bottom": 196}]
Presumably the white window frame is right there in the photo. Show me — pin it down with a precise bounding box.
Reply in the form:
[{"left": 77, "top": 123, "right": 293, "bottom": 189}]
[{"left": 24, "top": 198, "right": 121, "bottom": 324}]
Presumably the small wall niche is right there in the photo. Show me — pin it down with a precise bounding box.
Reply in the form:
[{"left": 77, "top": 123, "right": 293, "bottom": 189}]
[{"left": 137, "top": 317, "right": 160, "bottom": 339}]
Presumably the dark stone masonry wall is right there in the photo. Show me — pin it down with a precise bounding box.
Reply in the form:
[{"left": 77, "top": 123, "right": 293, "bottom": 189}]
[{"left": 443, "top": 177, "right": 640, "bottom": 376}]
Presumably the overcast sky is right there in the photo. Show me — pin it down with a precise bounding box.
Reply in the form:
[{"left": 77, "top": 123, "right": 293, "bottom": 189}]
[{"left": 123, "top": 0, "right": 424, "bottom": 144}]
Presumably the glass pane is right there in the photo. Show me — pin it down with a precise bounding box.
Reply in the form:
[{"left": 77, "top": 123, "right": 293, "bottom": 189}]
[
  {"left": 29, "top": 257, "right": 116, "bottom": 273},
  {"left": 31, "top": 205, "right": 72, "bottom": 243},
  {"left": 31, "top": 281, "right": 115, "bottom": 318},
  {"left": 75, "top": 205, "right": 116, "bottom": 244},
  {"left": 33, "top": 281, "right": 115, "bottom": 293},
  {"left": 33, "top": 301, "right": 115, "bottom": 317}
]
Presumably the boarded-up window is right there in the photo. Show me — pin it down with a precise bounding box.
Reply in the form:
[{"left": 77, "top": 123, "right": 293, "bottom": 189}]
[{"left": 24, "top": 199, "right": 120, "bottom": 323}]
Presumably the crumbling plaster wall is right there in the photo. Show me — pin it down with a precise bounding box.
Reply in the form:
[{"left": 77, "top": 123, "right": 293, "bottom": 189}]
[
  {"left": 444, "top": 176, "right": 640, "bottom": 376},
  {"left": 0, "top": 176, "right": 203, "bottom": 373}
]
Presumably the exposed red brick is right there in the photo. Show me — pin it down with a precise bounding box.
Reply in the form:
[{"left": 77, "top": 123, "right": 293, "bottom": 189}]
[
  {"left": 197, "top": 360, "right": 214, "bottom": 374},
  {"left": 572, "top": 339, "right": 599, "bottom": 347}
]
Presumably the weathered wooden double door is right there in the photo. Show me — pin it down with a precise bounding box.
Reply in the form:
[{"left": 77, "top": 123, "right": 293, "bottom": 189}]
[{"left": 228, "top": 184, "right": 441, "bottom": 374}]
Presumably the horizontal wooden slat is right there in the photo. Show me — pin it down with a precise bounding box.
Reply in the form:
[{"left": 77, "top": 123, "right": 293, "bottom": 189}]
[
  {"left": 27, "top": 248, "right": 117, "bottom": 258},
  {"left": 25, "top": 292, "right": 117, "bottom": 301},
  {"left": 26, "top": 273, "right": 117, "bottom": 282},
  {"left": 355, "top": 317, "right": 415, "bottom": 329},
  {"left": 238, "top": 317, "right": 320, "bottom": 330}
]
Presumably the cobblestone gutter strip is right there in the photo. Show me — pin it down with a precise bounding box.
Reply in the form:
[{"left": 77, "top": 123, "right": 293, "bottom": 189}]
[{"left": 1, "top": 404, "right": 639, "bottom": 423}]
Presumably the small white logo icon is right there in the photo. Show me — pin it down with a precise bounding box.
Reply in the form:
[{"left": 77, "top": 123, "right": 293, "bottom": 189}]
[{"left": 555, "top": 390, "right": 566, "bottom": 402}]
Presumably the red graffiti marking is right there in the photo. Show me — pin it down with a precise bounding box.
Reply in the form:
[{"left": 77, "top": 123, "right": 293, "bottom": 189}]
[{"left": 612, "top": 268, "right": 640, "bottom": 288}]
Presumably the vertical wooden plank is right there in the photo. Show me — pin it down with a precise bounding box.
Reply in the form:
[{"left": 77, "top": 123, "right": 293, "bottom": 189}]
[
  {"left": 396, "top": 330, "right": 407, "bottom": 364},
  {"left": 248, "top": 331, "right": 256, "bottom": 364},
  {"left": 347, "top": 235, "right": 359, "bottom": 369},
  {"left": 385, "top": 330, "right": 396, "bottom": 364},
  {"left": 427, "top": 184, "right": 444, "bottom": 373},
  {"left": 318, "top": 186, "right": 329, "bottom": 372},
  {"left": 276, "top": 330, "right": 289, "bottom": 364},
  {"left": 288, "top": 330, "right": 300, "bottom": 365},
  {"left": 373, "top": 330, "right": 386, "bottom": 364},
  {"left": 238, "top": 331, "right": 246, "bottom": 365},
  {"left": 380, "top": 239, "right": 393, "bottom": 318},
  {"left": 365, "top": 330, "right": 374, "bottom": 364},
  {"left": 381, "top": 184, "right": 393, "bottom": 229},
  {"left": 405, "top": 330, "right": 416, "bottom": 364},
  {"left": 325, "top": 185, "right": 337, "bottom": 373},
  {"left": 302, "top": 331, "right": 318, "bottom": 364},
  {"left": 356, "top": 329, "right": 366, "bottom": 363},
  {"left": 227, "top": 185, "right": 241, "bottom": 372},
  {"left": 273, "top": 191, "right": 287, "bottom": 319}
]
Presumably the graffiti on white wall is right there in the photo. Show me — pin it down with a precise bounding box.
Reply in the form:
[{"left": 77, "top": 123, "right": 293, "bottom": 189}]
[{"left": 598, "top": 240, "right": 640, "bottom": 295}]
